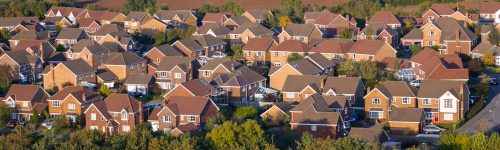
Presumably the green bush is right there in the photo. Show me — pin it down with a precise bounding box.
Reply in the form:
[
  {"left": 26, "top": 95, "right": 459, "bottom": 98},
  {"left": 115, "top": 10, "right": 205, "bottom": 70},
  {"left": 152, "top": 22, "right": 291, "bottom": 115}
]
[{"left": 233, "top": 106, "right": 258, "bottom": 120}]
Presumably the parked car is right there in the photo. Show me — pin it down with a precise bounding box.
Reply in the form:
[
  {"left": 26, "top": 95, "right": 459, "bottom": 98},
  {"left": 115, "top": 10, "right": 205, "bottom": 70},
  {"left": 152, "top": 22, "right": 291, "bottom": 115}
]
[
  {"left": 423, "top": 125, "right": 445, "bottom": 134},
  {"left": 469, "top": 95, "right": 480, "bottom": 105},
  {"left": 349, "top": 114, "right": 359, "bottom": 123},
  {"left": 410, "top": 80, "right": 421, "bottom": 87},
  {"left": 490, "top": 78, "right": 498, "bottom": 85}
]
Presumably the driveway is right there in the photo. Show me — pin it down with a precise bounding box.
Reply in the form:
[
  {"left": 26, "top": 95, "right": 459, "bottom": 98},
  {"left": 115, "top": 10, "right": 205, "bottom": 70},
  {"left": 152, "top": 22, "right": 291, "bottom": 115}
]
[{"left": 457, "top": 74, "right": 500, "bottom": 135}]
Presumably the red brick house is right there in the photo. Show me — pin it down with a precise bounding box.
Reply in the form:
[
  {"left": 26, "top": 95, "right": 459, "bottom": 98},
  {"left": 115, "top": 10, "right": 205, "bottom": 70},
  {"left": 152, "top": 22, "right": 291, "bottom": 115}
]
[{"left": 0, "top": 84, "right": 49, "bottom": 122}]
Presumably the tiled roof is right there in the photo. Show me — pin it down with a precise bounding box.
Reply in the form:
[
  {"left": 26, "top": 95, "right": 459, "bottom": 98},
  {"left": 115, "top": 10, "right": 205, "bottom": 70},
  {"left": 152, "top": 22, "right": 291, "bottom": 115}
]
[
  {"left": 104, "top": 51, "right": 146, "bottom": 65},
  {"left": 156, "top": 56, "right": 196, "bottom": 72},
  {"left": 124, "top": 73, "right": 154, "bottom": 85},
  {"left": 347, "top": 40, "right": 386, "bottom": 55},
  {"left": 2, "top": 84, "right": 44, "bottom": 101},
  {"left": 178, "top": 79, "right": 216, "bottom": 96},
  {"left": 154, "top": 10, "right": 193, "bottom": 21},
  {"left": 282, "top": 24, "right": 319, "bottom": 36},
  {"left": 125, "top": 11, "right": 150, "bottom": 22},
  {"left": 202, "top": 13, "right": 230, "bottom": 23},
  {"left": 309, "top": 39, "right": 354, "bottom": 53},
  {"left": 196, "top": 23, "right": 231, "bottom": 36},
  {"left": 69, "top": 39, "right": 110, "bottom": 54},
  {"left": 305, "top": 52, "right": 335, "bottom": 69},
  {"left": 229, "top": 22, "right": 274, "bottom": 35},
  {"left": 150, "top": 44, "right": 183, "bottom": 56},
  {"left": 389, "top": 107, "right": 425, "bottom": 122},
  {"left": 242, "top": 38, "right": 276, "bottom": 51},
  {"left": 348, "top": 127, "right": 389, "bottom": 143},
  {"left": 48, "top": 86, "right": 101, "bottom": 103},
  {"left": 245, "top": 9, "right": 271, "bottom": 20},
  {"left": 417, "top": 80, "right": 466, "bottom": 98},
  {"left": 375, "top": 81, "right": 418, "bottom": 97},
  {"left": 282, "top": 75, "right": 326, "bottom": 92},
  {"left": 104, "top": 93, "right": 140, "bottom": 112},
  {"left": 480, "top": 2, "right": 500, "bottom": 14},
  {"left": 166, "top": 96, "right": 212, "bottom": 115},
  {"left": 428, "top": 4, "right": 455, "bottom": 16},
  {"left": 56, "top": 28, "right": 85, "bottom": 39},
  {"left": 367, "top": 11, "right": 402, "bottom": 25},
  {"left": 274, "top": 40, "right": 312, "bottom": 52},
  {"left": 322, "top": 77, "right": 362, "bottom": 95},
  {"left": 0, "top": 17, "right": 37, "bottom": 27}
]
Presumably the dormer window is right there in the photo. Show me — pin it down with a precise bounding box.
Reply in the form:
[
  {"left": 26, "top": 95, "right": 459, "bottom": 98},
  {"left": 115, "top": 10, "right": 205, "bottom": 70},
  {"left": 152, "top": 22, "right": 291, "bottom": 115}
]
[
  {"left": 121, "top": 113, "right": 128, "bottom": 120},
  {"left": 428, "top": 31, "right": 435, "bottom": 36},
  {"left": 444, "top": 99, "right": 453, "bottom": 108}
]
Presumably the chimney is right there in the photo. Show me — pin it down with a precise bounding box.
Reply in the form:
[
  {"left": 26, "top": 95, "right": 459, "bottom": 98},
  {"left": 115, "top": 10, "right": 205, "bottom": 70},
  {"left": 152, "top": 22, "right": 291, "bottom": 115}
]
[
  {"left": 49, "top": 63, "right": 54, "bottom": 70},
  {"left": 367, "top": 87, "right": 371, "bottom": 93},
  {"left": 365, "top": 17, "right": 368, "bottom": 24},
  {"left": 346, "top": 14, "right": 350, "bottom": 20},
  {"left": 138, "top": 101, "right": 143, "bottom": 124}
]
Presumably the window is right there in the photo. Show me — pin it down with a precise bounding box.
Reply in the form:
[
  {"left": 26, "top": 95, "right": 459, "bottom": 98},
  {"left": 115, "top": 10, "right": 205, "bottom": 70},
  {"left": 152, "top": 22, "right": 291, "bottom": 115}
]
[
  {"left": 163, "top": 116, "right": 171, "bottom": 122},
  {"left": 91, "top": 113, "right": 96, "bottom": 120},
  {"left": 274, "top": 62, "right": 281, "bottom": 66},
  {"left": 369, "top": 111, "right": 383, "bottom": 118},
  {"left": 7, "top": 101, "right": 14, "bottom": 108},
  {"left": 444, "top": 99, "right": 453, "bottom": 108},
  {"left": 188, "top": 116, "right": 196, "bottom": 122},
  {"left": 23, "top": 102, "right": 28, "bottom": 107},
  {"left": 157, "top": 58, "right": 160, "bottom": 63},
  {"left": 286, "top": 93, "right": 294, "bottom": 98},
  {"left": 325, "top": 54, "right": 330, "bottom": 59},
  {"left": 300, "top": 37, "right": 305, "bottom": 42},
  {"left": 68, "top": 103, "right": 75, "bottom": 110},
  {"left": 129, "top": 65, "right": 134, "bottom": 70},
  {"left": 334, "top": 54, "right": 340, "bottom": 59},
  {"left": 203, "top": 71, "right": 209, "bottom": 77},
  {"left": 425, "top": 112, "right": 432, "bottom": 120},
  {"left": 174, "top": 73, "right": 181, "bottom": 79},
  {"left": 423, "top": 99, "right": 430, "bottom": 105},
  {"left": 36, "top": 63, "right": 41, "bottom": 69},
  {"left": 444, "top": 113, "right": 453, "bottom": 121},
  {"left": 372, "top": 98, "right": 380, "bottom": 105},
  {"left": 352, "top": 54, "right": 356, "bottom": 59},
  {"left": 402, "top": 97, "right": 410, "bottom": 104},
  {"left": 246, "top": 51, "right": 251, "bottom": 56},
  {"left": 274, "top": 52, "right": 279, "bottom": 57},
  {"left": 68, "top": 53, "right": 73, "bottom": 59},
  {"left": 311, "top": 125, "right": 317, "bottom": 131},
  {"left": 428, "top": 41, "right": 434, "bottom": 46},
  {"left": 256, "top": 52, "right": 261, "bottom": 56},
  {"left": 52, "top": 101, "right": 61, "bottom": 107},
  {"left": 122, "top": 125, "right": 130, "bottom": 132},
  {"left": 121, "top": 113, "right": 128, "bottom": 120},
  {"left": 428, "top": 31, "right": 435, "bottom": 36}
]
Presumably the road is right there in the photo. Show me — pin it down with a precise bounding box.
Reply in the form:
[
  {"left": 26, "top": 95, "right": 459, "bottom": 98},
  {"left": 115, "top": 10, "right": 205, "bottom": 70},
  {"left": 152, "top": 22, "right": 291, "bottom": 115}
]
[{"left": 457, "top": 73, "right": 500, "bottom": 134}]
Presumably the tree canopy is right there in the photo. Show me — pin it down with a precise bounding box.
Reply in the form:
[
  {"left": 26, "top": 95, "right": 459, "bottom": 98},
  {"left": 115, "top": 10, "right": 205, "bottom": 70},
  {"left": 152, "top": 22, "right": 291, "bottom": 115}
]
[{"left": 287, "top": 53, "right": 303, "bottom": 62}]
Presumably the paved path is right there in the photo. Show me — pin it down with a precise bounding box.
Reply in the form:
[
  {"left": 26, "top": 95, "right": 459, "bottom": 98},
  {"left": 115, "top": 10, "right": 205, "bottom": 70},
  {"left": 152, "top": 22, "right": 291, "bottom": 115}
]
[{"left": 457, "top": 84, "right": 500, "bottom": 134}]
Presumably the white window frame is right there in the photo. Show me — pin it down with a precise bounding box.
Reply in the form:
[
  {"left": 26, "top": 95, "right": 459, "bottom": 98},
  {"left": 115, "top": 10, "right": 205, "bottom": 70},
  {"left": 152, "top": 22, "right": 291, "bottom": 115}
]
[
  {"left": 369, "top": 111, "right": 383, "bottom": 119},
  {"left": 402, "top": 97, "right": 410, "bottom": 104},
  {"left": 203, "top": 71, "right": 209, "bottom": 77},
  {"left": 311, "top": 125, "right": 317, "bottom": 131},
  {"left": 274, "top": 52, "right": 279, "bottom": 57},
  {"left": 91, "top": 113, "right": 96, "bottom": 120},
  {"left": 444, "top": 99, "right": 453, "bottom": 108},
  {"left": 174, "top": 73, "right": 181, "bottom": 79},
  {"left": 121, "top": 113, "right": 128, "bottom": 120},
  {"left": 444, "top": 113, "right": 453, "bottom": 121},
  {"left": 188, "top": 116, "right": 196, "bottom": 122},
  {"left": 423, "top": 99, "right": 430, "bottom": 105},
  {"left": 122, "top": 125, "right": 130, "bottom": 132},
  {"left": 372, "top": 98, "right": 380, "bottom": 105},
  {"left": 23, "top": 102, "right": 28, "bottom": 107},
  {"left": 163, "top": 116, "right": 171, "bottom": 122},
  {"left": 429, "top": 31, "right": 435, "bottom": 36},
  {"left": 68, "top": 103, "right": 76, "bottom": 110},
  {"left": 286, "top": 92, "right": 294, "bottom": 98},
  {"left": 52, "top": 101, "right": 61, "bottom": 107}
]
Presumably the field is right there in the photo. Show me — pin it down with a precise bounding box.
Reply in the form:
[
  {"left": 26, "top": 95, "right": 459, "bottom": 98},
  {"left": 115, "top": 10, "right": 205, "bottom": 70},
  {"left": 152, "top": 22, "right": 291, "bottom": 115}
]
[{"left": 76, "top": 0, "right": 350, "bottom": 9}]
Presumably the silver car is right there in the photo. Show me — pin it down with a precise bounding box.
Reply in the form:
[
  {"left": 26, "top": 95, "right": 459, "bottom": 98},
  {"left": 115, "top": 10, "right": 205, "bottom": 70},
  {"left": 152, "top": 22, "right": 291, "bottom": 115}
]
[{"left": 423, "top": 125, "right": 445, "bottom": 134}]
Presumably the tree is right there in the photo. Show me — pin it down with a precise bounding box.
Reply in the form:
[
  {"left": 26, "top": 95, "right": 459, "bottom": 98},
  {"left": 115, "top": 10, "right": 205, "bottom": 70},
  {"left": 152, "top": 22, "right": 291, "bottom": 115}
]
[
  {"left": 279, "top": 16, "right": 292, "bottom": 27},
  {"left": 228, "top": 45, "right": 243, "bottom": 60},
  {"left": 55, "top": 44, "right": 66, "bottom": 52},
  {"left": 233, "top": 106, "right": 258, "bottom": 120},
  {"left": 358, "top": 60, "right": 379, "bottom": 88},
  {"left": 0, "top": 103, "right": 12, "bottom": 128},
  {"left": 154, "top": 31, "right": 166, "bottom": 45},
  {"left": 0, "top": 29, "right": 11, "bottom": 44},
  {"left": 364, "top": 27, "right": 375, "bottom": 40},
  {"left": 296, "top": 133, "right": 335, "bottom": 150},
  {"left": 410, "top": 45, "right": 423, "bottom": 55},
  {"left": 198, "top": 4, "right": 220, "bottom": 14},
  {"left": 337, "top": 59, "right": 357, "bottom": 76},
  {"left": 481, "top": 51, "right": 496, "bottom": 66},
  {"left": 206, "top": 120, "right": 269, "bottom": 149},
  {"left": 222, "top": 2, "right": 244, "bottom": 16},
  {"left": 125, "top": 0, "right": 158, "bottom": 14},
  {"left": 99, "top": 85, "right": 111, "bottom": 98},
  {"left": 263, "top": 14, "right": 279, "bottom": 28},
  {"left": 338, "top": 28, "right": 354, "bottom": 39},
  {"left": 489, "top": 26, "right": 500, "bottom": 46},
  {"left": 0, "top": 65, "right": 13, "bottom": 94},
  {"left": 30, "top": 109, "right": 40, "bottom": 124},
  {"left": 286, "top": 53, "right": 302, "bottom": 62}
]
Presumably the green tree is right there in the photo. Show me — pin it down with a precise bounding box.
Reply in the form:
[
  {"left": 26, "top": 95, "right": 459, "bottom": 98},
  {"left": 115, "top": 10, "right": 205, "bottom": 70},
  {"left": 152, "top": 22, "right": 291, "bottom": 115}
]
[
  {"left": 0, "top": 65, "right": 13, "bottom": 94},
  {"left": 222, "top": 2, "right": 244, "bottom": 16},
  {"left": 154, "top": 31, "right": 166, "bottom": 45},
  {"left": 358, "top": 60, "right": 379, "bottom": 88},
  {"left": 55, "top": 44, "right": 66, "bottom": 52},
  {"left": 206, "top": 120, "right": 269, "bottom": 149},
  {"left": 0, "top": 103, "right": 12, "bottom": 128},
  {"left": 489, "top": 26, "right": 500, "bottom": 46},
  {"left": 296, "top": 133, "right": 335, "bottom": 150},
  {"left": 125, "top": 0, "right": 158, "bottom": 14},
  {"left": 199, "top": 4, "right": 220, "bottom": 14},
  {"left": 338, "top": 28, "right": 354, "bottom": 39},
  {"left": 263, "top": 14, "right": 279, "bottom": 28},
  {"left": 337, "top": 59, "right": 357, "bottom": 76},
  {"left": 279, "top": 16, "right": 293, "bottom": 27},
  {"left": 99, "top": 85, "right": 111, "bottom": 98},
  {"left": 481, "top": 51, "right": 496, "bottom": 66},
  {"left": 233, "top": 106, "right": 258, "bottom": 120},
  {"left": 228, "top": 45, "right": 243, "bottom": 60},
  {"left": 0, "top": 29, "right": 11, "bottom": 44},
  {"left": 334, "top": 137, "right": 366, "bottom": 150},
  {"left": 125, "top": 125, "right": 153, "bottom": 150},
  {"left": 30, "top": 109, "right": 40, "bottom": 124},
  {"left": 410, "top": 45, "right": 423, "bottom": 56},
  {"left": 287, "top": 53, "right": 303, "bottom": 62}
]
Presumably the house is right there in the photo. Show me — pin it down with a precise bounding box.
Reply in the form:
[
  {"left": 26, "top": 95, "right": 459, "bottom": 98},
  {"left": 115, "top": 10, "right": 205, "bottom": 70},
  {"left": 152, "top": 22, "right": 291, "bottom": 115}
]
[
  {"left": 357, "top": 23, "right": 399, "bottom": 47},
  {"left": 47, "top": 86, "right": 102, "bottom": 122},
  {"left": 281, "top": 75, "right": 327, "bottom": 103},
  {"left": 309, "top": 39, "right": 354, "bottom": 62},
  {"left": 417, "top": 80, "right": 469, "bottom": 124},
  {"left": 55, "top": 28, "right": 89, "bottom": 48},
  {"left": 223, "top": 16, "right": 251, "bottom": 30},
  {"left": 163, "top": 79, "right": 223, "bottom": 104},
  {"left": 366, "top": 11, "right": 402, "bottom": 29},
  {"left": 170, "top": 123, "right": 199, "bottom": 137},
  {"left": 472, "top": 42, "right": 500, "bottom": 66},
  {"left": 0, "top": 17, "right": 38, "bottom": 32},
  {"left": 228, "top": 22, "right": 274, "bottom": 44},
  {"left": 322, "top": 77, "right": 365, "bottom": 114},
  {"left": 0, "top": 84, "right": 50, "bottom": 121},
  {"left": 9, "top": 31, "right": 49, "bottom": 48},
  {"left": 153, "top": 10, "right": 197, "bottom": 28},
  {"left": 66, "top": 39, "right": 111, "bottom": 68},
  {"left": 364, "top": 81, "right": 418, "bottom": 122},
  {"left": 44, "top": 6, "right": 86, "bottom": 22},
  {"left": 123, "top": 11, "right": 152, "bottom": 33},
  {"left": 422, "top": 4, "right": 475, "bottom": 25},
  {"left": 202, "top": 13, "right": 231, "bottom": 25},
  {"left": 198, "top": 58, "right": 267, "bottom": 101},
  {"left": 260, "top": 101, "right": 293, "bottom": 125},
  {"left": 92, "top": 24, "right": 136, "bottom": 52},
  {"left": 276, "top": 24, "right": 323, "bottom": 44},
  {"left": 0, "top": 43, "right": 9, "bottom": 54},
  {"left": 307, "top": 11, "right": 357, "bottom": 38},
  {"left": 347, "top": 40, "right": 397, "bottom": 61},
  {"left": 193, "top": 23, "right": 231, "bottom": 39},
  {"left": 100, "top": 51, "right": 147, "bottom": 80},
  {"left": 289, "top": 93, "right": 345, "bottom": 138},
  {"left": 10, "top": 21, "right": 43, "bottom": 35},
  {"left": 96, "top": 68, "right": 119, "bottom": 88},
  {"left": 347, "top": 127, "right": 389, "bottom": 144},
  {"left": 124, "top": 73, "right": 155, "bottom": 96},
  {"left": 401, "top": 17, "right": 478, "bottom": 55},
  {"left": 143, "top": 44, "right": 183, "bottom": 66},
  {"left": 0, "top": 51, "right": 43, "bottom": 83},
  {"left": 76, "top": 18, "right": 101, "bottom": 33},
  {"left": 242, "top": 38, "right": 277, "bottom": 66},
  {"left": 480, "top": 2, "right": 500, "bottom": 24},
  {"left": 148, "top": 96, "right": 218, "bottom": 134},
  {"left": 388, "top": 107, "right": 426, "bottom": 135},
  {"left": 84, "top": 94, "right": 142, "bottom": 133},
  {"left": 98, "top": 11, "right": 127, "bottom": 24},
  {"left": 153, "top": 56, "right": 200, "bottom": 90},
  {"left": 409, "top": 48, "right": 469, "bottom": 80},
  {"left": 172, "top": 35, "right": 226, "bottom": 57},
  {"left": 304, "top": 10, "right": 333, "bottom": 24},
  {"left": 42, "top": 59, "right": 97, "bottom": 90},
  {"left": 9, "top": 39, "right": 55, "bottom": 61},
  {"left": 242, "top": 9, "right": 272, "bottom": 23},
  {"left": 269, "top": 40, "right": 312, "bottom": 66},
  {"left": 40, "top": 16, "right": 73, "bottom": 31},
  {"left": 268, "top": 54, "right": 332, "bottom": 90},
  {"left": 140, "top": 18, "right": 168, "bottom": 36}
]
